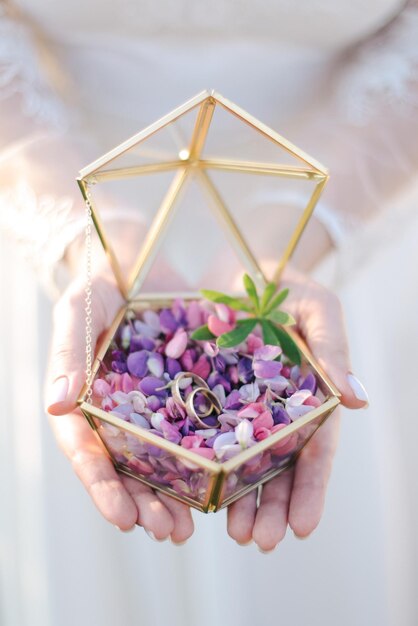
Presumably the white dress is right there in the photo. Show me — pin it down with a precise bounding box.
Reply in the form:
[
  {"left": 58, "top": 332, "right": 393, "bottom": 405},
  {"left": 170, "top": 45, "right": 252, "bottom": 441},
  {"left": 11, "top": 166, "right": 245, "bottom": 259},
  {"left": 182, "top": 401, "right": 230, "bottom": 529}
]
[{"left": 1, "top": 1, "right": 418, "bottom": 625}]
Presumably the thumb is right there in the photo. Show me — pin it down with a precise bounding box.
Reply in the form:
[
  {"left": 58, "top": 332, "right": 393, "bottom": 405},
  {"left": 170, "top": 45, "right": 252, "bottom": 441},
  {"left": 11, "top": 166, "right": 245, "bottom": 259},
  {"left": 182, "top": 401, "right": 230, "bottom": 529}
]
[
  {"left": 298, "top": 287, "right": 369, "bottom": 410},
  {"left": 44, "top": 276, "right": 111, "bottom": 416}
]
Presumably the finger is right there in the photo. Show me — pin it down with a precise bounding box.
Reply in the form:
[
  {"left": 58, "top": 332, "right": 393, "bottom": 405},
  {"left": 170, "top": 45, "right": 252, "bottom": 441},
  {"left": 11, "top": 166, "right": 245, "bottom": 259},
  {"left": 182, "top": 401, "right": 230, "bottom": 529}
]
[
  {"left": 120, "top": 475, "right": 175, "bottom": 541},
  {"left": 49, "top": 411, "right": 138, "bottom": 530},
  {"left": 45, "top": 275, "right": 122, "bottom": 416},
  {"left": 227, "top": 489, "right": 258, "bottom": 544},
  {"left": 157, "top": 492, "right": 195, "bottom": 544},
  {"left": 298, "top": 284, "right": 369, "bottom": 409},
  {"left": 288, "top": 412, "right": 340, "bottom": 538},
  {"left": 252, "top": 468, "right": 294, "bottom": 551}
]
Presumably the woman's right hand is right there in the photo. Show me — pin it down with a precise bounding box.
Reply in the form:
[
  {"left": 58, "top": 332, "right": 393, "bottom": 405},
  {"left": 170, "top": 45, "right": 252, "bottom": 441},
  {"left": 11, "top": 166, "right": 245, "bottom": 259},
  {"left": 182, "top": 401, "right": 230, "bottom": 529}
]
[{"left": 44, "top": 272, "right": 195, "bottom": 543}]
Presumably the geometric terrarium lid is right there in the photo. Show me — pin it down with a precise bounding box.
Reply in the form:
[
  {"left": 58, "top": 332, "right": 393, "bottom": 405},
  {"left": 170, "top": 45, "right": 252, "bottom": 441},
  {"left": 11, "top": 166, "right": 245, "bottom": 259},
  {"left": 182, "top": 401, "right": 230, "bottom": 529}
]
[{"left": 77, "top": 89, "right": 329, "bottom": 301}]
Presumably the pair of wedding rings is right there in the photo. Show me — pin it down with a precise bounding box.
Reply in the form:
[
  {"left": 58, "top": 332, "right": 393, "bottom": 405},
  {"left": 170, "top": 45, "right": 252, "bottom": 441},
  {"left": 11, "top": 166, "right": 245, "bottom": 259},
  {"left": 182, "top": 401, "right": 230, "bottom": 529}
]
[{"left": 171, "top": 372, "right": 222, "bottom": 430}]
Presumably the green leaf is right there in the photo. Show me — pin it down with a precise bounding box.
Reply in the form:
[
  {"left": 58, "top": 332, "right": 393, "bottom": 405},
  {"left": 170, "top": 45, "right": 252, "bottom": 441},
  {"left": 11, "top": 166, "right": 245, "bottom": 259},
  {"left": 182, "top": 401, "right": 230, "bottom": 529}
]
[
  {"left": 269, "top": 322, "right": 301, "bottom": 366},
  {"left": 260, "top": 319, "right": 279, "bottom": 346},
  {"left": 190, "top": 325, "right": 216, "bottom": 340},
  {"left": 243, "top": 274, "right": 260, "bottom": 313},
  {"left": 264, "top": 288, "right": 289, "bottom": 315},
  {"left": 268, "top": 310, "right": 296, "bottom": 326},
  {"left": 260, "top": 282, "right": 277, "bottom": 314},
  {"left": 200, "top": 290, "right": 252, "bottom": 312},
  {"left": 217, "top": 319, "right": 258, "bottom": 349}
]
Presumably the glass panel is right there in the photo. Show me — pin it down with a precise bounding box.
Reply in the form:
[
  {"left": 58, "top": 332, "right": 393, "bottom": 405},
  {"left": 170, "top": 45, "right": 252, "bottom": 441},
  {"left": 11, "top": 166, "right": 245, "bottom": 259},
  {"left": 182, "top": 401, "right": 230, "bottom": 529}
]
[
  {"left": 92, "top": 415, "right": 214, "bottom": 506},
  {"left": 201, "top": 102, "right": 310, "bottom": 167},
  {"left": 219, "top": 410, "right": 330, "bottom": 505},
  {"left": 205, "top": 169, "right": 317, "bottom": 283},
  {"left": 91, "top": 105, "right": 201, "bottom": 172}
]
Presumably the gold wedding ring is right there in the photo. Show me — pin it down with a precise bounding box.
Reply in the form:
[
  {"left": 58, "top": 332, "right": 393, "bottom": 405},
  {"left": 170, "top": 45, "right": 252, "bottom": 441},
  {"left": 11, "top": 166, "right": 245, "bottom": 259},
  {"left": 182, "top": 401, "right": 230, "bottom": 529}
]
[
  {"left": 185, "top": 387, "right": 222, "bottom": 430},
  {"left": 170, "top": 371, "right": 222, "bottom": 429}
]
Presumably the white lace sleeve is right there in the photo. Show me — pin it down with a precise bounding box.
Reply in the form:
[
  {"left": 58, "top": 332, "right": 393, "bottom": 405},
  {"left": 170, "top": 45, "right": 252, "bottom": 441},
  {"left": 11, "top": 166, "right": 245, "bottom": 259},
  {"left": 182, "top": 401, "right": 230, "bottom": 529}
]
[
  {"left": 0, "top": 2, "right": 95, "bottom": 299},
  {"left": 300, "top": 0, "right": 418, "bottom": 263}
]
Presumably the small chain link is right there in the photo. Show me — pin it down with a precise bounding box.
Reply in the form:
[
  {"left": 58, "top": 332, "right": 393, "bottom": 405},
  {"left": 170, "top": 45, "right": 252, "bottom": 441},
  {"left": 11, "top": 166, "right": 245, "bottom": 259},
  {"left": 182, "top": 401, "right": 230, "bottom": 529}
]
[{"left": 84, "top": 185, "right": 93, "bottom": 403}]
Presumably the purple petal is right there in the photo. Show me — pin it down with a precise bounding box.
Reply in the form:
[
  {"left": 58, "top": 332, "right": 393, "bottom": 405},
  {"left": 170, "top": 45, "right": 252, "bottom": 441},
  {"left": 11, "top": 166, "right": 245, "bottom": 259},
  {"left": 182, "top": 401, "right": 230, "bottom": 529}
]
[
  {"left": 143, "top": 309, "right": 161, "bottom": 333},
  {"left": 159, "top": 308, "right": 178, "bottom": 333},
  {"left": 272, "top": 404, "right": 291, "bottom": 425},
  {"left": 134, "top": 320, "right": 160, "bottom": 338},
  {"left": 111, "top": 360, "right": 128, "bottom": 374},
  {"left": 254, "top": 344, "right": 282, "bottom": 361},
  {"left": 129, "top": 412, "right": 151, "bottom": 429},
  {"left": 166, "top": 357, "right": 182, "bottom": 379},
  {"left": 160, "top": 419, "right": 182, "bottom": 444},
  {"left": 299, "top": 373, "right": 317, "bottom": 394},
  {"left": 287, "top": 405, "right": 314, "bottom": 420},
  {"left": 239, "top": 382, "right": 260, "bottom": 403},
  {"left": 238, "top": 357, "right": 254, "bottom": 383},
  {"left": 139, "top": 376, "right": 166, "bottom": 397},
  {"left": 224, "top": 390, "right": 242, "bottom": 410},
  {"left": 127, "top": 350, "right": 149, "bottom": 378},
  {"left": 253, "top": 360, "right": 282, "bottom": 380},
  {"left": 146, "top": 395, "right": 162, "bottom": 412},
  {"left": 147, "top": 352, "right": 164, "bottom": 378}
]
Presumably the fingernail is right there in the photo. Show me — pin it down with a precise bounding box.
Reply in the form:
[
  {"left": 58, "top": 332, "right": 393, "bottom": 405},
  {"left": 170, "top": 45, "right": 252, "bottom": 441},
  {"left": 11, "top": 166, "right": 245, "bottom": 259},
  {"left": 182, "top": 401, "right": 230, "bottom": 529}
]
[
  {"left": 347, "top": 373, "right": 369, "bottom": 406},
  {"left": 257, "top": 545, "right": 276, "bottom": 554},
  {"left": 145, "top": 529, "right": 167, "bottom": 542},
  {"left": 114, "top": 525, "right": 135, "bottom": 533},
  {"left": 293, "top": 532, "right": 309, "bottom": 541},
  {"left": 236, "top": 539, "right": 253, "bottom": 546},
  {"left": 169, "top": 537, "right": 188, "bottom": 546},
  {"left": 47, "top": 376, "right": 69, "bottom": 410}
]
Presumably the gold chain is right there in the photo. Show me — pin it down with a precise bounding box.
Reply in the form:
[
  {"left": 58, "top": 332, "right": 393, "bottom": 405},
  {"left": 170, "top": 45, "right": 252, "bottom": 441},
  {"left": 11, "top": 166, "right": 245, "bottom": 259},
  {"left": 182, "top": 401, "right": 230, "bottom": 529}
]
[{"left": 84, "top": 185, "right": 93, "bottom": 403}]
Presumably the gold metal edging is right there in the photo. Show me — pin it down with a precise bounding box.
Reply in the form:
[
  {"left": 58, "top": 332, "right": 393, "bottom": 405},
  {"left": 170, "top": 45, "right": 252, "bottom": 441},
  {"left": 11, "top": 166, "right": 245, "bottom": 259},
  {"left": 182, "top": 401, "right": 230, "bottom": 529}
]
[
  {"left": 79, "top": 90, "right": 212, "bottom": 178},
  {"left": 198, "top": 159, "right": 323, "bottom": 180},
  {"left": 127, "top": 167, "right": 189, "bottom": 299},
  {"left": 80, "top": 402, "right": 222, "bottom": 473},
  {"left": 211, "top": 91, "right": 328, "bottom": 175},
  {"left": 273, "top": 176, "right": 329, "bottom": 283},
  {"left": 220, "top": 395, "right": 340, "bottom": 473}
]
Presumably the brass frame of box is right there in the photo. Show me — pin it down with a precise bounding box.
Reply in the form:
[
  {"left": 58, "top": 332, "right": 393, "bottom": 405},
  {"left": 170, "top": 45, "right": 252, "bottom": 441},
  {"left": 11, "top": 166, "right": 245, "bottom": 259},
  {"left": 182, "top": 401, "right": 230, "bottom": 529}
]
[{"left": 76, "top": 89, "right": 341, "bottom": 513}]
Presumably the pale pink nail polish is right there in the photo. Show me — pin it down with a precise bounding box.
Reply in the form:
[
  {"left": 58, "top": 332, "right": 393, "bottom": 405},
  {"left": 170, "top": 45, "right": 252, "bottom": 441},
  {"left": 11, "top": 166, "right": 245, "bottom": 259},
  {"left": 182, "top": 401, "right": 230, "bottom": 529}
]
[
  {"left": 47, "top": 376, "right": 69, "bottom": 410},
  {"left": 347, "top": 373, "right": 369, "bottom": 406}
]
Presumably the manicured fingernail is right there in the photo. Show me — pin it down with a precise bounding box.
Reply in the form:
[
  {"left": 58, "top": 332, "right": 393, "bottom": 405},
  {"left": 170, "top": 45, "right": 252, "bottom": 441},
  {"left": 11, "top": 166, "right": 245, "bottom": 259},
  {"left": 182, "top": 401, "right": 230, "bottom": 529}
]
[
  {"left": 257, "top": 545, "right": 276, "bottom": 554},
  {"left": 47, "top": 376, "right": 69, "bottom": 411},
  {"left": 145, "top": 529, "right": 167, "bottom": 542},
  {"left": 347, "top": 373, "right": 369, "bottom": 406},
  {"left": 293, "top": 533, "right": 309, "bottom": 541}
]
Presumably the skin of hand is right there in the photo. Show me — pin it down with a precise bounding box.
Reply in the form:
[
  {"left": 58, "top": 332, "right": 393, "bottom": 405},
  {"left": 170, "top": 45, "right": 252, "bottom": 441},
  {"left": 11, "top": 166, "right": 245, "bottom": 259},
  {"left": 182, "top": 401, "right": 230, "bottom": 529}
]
[
  {"left": 226, "top": 265, "right": 368, "bottom": 550},
  {"left": 44, "top": 251, "right": 367, "bottom": 546}
]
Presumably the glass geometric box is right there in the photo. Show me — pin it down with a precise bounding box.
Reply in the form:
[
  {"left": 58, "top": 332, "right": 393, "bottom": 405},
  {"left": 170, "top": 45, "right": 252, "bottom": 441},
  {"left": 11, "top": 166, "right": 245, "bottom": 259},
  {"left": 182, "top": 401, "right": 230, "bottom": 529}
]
[{"left": 76, "top": 90, "right": 340, "bottom": 513}]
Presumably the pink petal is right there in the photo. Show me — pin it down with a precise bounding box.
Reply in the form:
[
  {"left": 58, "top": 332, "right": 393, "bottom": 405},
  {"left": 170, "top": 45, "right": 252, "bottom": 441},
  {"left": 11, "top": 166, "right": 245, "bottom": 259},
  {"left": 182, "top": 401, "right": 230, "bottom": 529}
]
[
  {"left": 287, "top": 389, "right": 313, "bottom": 407},
  {"left": 253, "top": 411, "right": 274, "bottom": 432},
  {"left": 254, "top": 344, "right": 282, "bottom": 361},
  {"left": 214, "top": 303, "right": 232, "bottom": 323},
  {"left": 93, "top": 378, "right": 111, "bottom": 397},
  {"left": 207, "top": 314, "right": 235, "bottom": 337},
  {"left": 191, "top": 355, "right": 211, "bottom": 380},
  {"left": 165, "top": 329, "right": 188, "bottom": 359},
  {"left": 237, "top": 402, "right": 265, "bottom": 419},
  {"left": 186, "top": 301, "right": 204, "bottom": 330},
  {"left": 246, "top": 333, "right": 264, "bottom": 355},
  {"left": 121, "top": 373, "right": 134, "bottom": 393},
  {"left": 190, "top": 447, "right": 216, "bottom": 460},
  {"left": 203, "top": 341, "right": 219, "bottom": 357},
  {"left": 304, "top": 396, "right": 322, "bottom": 408},
  {"left": 254, "top": 426, "right": 271, "bottom": 441},
  {"left": 181, "top": 435, "right": 204, "bottom": 449}
]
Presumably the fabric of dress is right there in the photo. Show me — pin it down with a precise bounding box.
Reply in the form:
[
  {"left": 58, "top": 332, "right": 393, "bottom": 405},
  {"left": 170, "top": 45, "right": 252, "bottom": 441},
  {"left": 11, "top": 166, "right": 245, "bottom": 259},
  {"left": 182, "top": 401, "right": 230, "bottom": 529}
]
[{"left": 1, "top": 0, "right": 418, "bottom": 625}]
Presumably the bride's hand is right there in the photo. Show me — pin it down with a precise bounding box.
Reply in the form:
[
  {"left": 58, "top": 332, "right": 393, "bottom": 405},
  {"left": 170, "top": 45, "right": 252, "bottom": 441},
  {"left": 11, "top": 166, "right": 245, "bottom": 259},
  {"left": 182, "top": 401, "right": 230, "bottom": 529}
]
[
  {"left": 44, "top": 272, "right": 195, "bottom": 543},
  {"left": 226, "top": 266, "right": 369, "bottom": 552}
]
